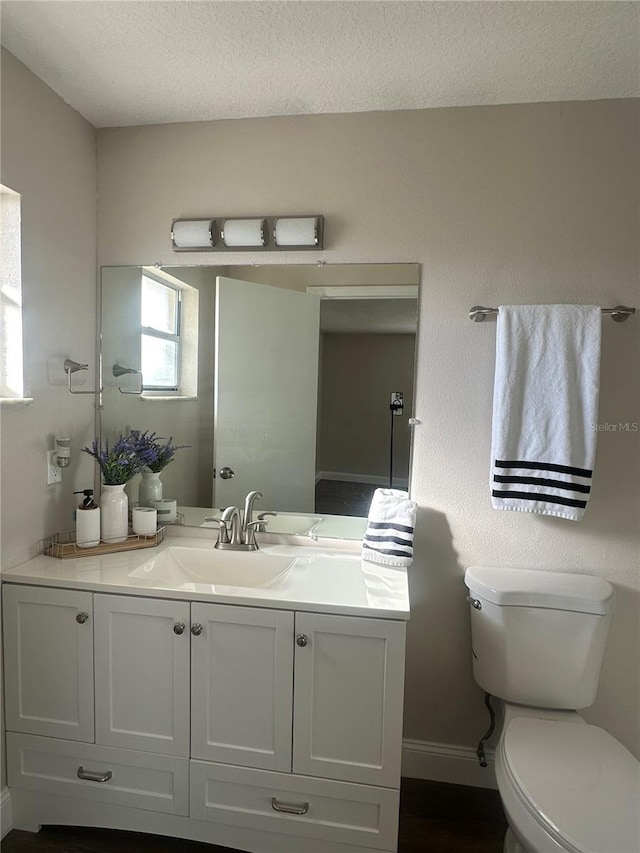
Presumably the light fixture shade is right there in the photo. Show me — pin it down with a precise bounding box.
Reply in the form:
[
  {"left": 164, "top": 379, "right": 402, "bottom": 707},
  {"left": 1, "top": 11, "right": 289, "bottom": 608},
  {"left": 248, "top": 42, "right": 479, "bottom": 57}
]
[
  {"left": 222, "top": 218, "right": 266, "bottom": 247},
  {"left": 171, "top": 219, "right": 215, "bottom": 249},
  {"left": 274, "top": 216, "right": 323, "bottom": 248}
]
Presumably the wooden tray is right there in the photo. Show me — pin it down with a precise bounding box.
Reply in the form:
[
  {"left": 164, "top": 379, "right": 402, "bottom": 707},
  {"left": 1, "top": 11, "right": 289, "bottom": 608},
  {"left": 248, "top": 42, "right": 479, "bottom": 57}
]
[{"left": 43, "top": 527, "right": 165, "bottom": 559}]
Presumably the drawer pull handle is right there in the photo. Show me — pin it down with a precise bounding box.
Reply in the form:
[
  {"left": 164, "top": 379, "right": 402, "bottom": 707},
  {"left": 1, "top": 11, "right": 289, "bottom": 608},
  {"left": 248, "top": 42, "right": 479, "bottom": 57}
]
[
  {"left": 271, "top": 796, "right": 309, "bottom": 815},
  {"left": 173, "top": 622, "right": 186, "bottom": 635},
  {"left": 76, "top": 612, "right": 89, "bottom": 624},
  {"left": 77, "top": 766, "right": 112, "bottom": 783},
  {"left": 191, "top": 623, "right": 203, "bottom": 636},
  {"left": 296, "top": 634, "right": 308, "bottom": 648}
]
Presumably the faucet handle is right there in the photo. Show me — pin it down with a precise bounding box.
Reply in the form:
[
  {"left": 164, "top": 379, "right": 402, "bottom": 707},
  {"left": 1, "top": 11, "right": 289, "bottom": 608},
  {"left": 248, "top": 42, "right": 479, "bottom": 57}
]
[
  {"left": 255, "top": 511, "right": 277, "bottom": 533},
  {"left": 244, "top": 519, "right": 267, "bottom": 548},
  {"left": 204, "top": 517, "right": 231, "bottom": 544}
]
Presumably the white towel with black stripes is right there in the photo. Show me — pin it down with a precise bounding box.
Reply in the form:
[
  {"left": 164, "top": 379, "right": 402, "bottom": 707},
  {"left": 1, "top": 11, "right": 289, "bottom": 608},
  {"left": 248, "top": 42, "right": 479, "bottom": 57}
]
[
  {"left": 362, "top": 488, "right": 417, "bottom": 567},
  {"left": 491, "top": 304, "right": 601, "bottom": 521}
]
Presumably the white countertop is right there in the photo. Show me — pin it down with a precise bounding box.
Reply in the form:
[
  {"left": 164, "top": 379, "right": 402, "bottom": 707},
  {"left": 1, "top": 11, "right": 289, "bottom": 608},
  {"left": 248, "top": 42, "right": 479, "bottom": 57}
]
[{"left": 1, "top": 536, "right": 410, "bottom": 620}]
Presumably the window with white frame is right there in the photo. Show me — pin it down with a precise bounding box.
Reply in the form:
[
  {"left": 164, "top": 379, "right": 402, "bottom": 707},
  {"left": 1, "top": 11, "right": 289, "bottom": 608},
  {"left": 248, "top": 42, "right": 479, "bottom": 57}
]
[
  {"left": 141, "top": 273, "right": 181, "bottom": 391},
  {"left": 0, "top": 184, "right": 25, "bottom": 400}
]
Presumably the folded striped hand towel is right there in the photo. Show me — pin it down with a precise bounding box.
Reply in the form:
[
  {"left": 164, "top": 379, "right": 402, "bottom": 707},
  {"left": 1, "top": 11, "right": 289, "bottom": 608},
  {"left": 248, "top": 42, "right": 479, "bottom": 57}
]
[
  {"left": 491, "top": 305, "right": 601, "bottom": 521},
  {"left": 362, "top": 488, "right": 417, "bottom": 568}
]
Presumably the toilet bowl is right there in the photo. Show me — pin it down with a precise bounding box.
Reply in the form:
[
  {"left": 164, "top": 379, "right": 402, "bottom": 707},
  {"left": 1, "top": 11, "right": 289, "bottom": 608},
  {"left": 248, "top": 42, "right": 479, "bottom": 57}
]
[
  {"left": 464, "top": 566, "right": 640, "bottom": 853},
  {"left": 496, "top": 705, "right": 640, "bottom": 853}
]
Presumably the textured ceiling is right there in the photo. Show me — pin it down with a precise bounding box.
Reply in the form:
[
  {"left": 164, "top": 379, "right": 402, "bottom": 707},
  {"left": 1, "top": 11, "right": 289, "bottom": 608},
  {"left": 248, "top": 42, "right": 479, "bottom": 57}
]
[{"left": 1, "top": 1, "right": 638, "bottom": 128}]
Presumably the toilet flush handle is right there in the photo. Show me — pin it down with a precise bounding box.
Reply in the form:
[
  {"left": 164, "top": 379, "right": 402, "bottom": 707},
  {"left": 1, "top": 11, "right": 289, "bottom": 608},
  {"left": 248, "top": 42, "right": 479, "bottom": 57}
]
[{"left": 466, "top": 596, "right": 482, "bottom": 610}]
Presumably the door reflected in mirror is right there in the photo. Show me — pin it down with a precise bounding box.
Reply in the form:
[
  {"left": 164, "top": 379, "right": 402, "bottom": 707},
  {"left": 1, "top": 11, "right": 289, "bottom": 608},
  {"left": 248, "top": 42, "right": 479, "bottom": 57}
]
[{"left": 100, "top": 263, "right": 419, "bottom": 538}]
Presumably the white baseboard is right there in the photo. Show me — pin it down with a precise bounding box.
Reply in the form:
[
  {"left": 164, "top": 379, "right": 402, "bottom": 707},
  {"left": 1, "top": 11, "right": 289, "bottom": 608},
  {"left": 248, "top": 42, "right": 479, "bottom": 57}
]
[
  {"left": 402, "top": 739, "right": 497, "bottom": 790},
  {"left": 1, "top": 787, "right": 13, "bottom": 839},
  {"left": 317, "top": 471, "right": 409, "bottom": 490}
]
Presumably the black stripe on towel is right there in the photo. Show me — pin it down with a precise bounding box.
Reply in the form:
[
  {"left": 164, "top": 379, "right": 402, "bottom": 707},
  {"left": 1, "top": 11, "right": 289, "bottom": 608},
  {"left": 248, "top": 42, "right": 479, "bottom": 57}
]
[
  {"left": 495, "top": 460, "right": 592, "bottom": 478},
  {"left": 365, "top": 534, "right": 413, "bottom": 547},
  {"left": 363, "top": 543, "right": 412, "bottom": 559},
  {"left": 492, "top": 489, "right": 587, "bottom": 509},
  {"left": 493, "top": 475, "right": 591, "bottom": 494},
  {"left": 367, "top": 521, "right": 415, "bottom": 535}
]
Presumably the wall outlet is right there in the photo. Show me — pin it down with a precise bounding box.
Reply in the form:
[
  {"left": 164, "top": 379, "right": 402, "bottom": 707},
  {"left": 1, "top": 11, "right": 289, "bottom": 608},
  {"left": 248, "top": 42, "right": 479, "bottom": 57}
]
[{"left": 46, "top": 450, "right": 62, "bottom": 485}]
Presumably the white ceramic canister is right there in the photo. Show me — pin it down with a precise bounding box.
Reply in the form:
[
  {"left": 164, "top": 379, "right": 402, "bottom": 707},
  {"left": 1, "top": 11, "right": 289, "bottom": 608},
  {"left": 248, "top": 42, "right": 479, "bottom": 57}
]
[
  {"left": 100, "top": 484, "right": 129, "bottom": 543},
  {"left": 150, "top": 498, "right": 177, "bottom": 524},
  {"left": 132, "top": 506, "right": 157, "bottom": 537}
]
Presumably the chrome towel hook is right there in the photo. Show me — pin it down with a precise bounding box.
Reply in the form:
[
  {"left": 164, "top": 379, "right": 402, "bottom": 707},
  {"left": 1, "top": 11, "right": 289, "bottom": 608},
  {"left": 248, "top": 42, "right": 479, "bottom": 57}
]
[
  {"left": 112, "top": 363, "right": 143, "bottom": 395},
  {"left": 64, "top": 358, "right": 101, "bottom": 395}
]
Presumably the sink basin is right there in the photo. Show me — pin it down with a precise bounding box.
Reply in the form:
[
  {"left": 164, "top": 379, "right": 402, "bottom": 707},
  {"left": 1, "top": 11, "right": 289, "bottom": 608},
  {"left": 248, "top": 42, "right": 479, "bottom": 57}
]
[{"left": 129, "top": 546, "right": 295, "bottom": 590}]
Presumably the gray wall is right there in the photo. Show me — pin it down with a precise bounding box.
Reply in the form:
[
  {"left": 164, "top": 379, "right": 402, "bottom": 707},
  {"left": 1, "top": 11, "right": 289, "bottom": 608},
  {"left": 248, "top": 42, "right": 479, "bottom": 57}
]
[
  {"left": 318, "top": 333, "right": 415, "bottom": 483},
  {"left": 0, "top": 48, "right": 98, "bottom": 785},
  {"left": 95, "top": 100, "right": 640, "bottom": 758}
]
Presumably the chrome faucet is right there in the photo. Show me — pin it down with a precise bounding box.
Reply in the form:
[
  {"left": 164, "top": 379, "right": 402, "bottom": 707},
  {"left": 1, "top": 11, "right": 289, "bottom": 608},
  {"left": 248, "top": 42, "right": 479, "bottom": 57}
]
[
  {"left": 220, "top": 506, "right": 243, "bottom": 547},
  {"left": 208, "top": 490, "right": 266, "bottom": 551}
]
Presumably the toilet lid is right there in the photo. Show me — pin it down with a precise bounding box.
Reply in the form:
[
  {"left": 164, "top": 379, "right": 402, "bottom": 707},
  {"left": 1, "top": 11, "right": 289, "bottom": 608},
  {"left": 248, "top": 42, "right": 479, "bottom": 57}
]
[{"left": 503, "top": 718, "right": 640, "bottom": 853}]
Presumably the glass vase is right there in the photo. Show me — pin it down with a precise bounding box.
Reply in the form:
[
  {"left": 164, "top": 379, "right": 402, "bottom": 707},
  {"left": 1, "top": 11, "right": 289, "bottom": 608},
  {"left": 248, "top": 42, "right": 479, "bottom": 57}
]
[
  {"left": 100, "top": 484, "right": 128, "bottom": 543},
  {"left": 138, "top": 471, "right": 163, "bottom": 508}
]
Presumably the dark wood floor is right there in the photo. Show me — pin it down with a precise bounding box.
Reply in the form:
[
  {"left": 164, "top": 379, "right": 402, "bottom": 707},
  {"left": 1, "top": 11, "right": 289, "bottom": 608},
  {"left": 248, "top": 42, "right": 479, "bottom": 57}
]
[
  {"left": 3, "top": 778, "right": 507, "bottom": 852},
  {"left": 315, "top": 479, "right": 378, "bottom": 516}
]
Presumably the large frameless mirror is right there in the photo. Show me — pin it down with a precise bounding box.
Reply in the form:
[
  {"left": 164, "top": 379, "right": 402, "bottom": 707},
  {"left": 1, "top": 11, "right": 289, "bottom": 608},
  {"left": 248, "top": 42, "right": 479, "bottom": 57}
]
[{"left": 100, "top": 263, "right": 419, "bottom": 538}]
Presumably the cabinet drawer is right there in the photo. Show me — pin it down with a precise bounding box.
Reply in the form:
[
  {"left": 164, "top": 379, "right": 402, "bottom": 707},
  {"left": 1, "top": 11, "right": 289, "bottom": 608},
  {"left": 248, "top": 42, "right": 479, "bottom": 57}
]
[
  {"left": 7, "top": 733, "right": 188, "bottom": 816},
  {"left": 190, "top": 760, "right": 399, "bottom": 850}
]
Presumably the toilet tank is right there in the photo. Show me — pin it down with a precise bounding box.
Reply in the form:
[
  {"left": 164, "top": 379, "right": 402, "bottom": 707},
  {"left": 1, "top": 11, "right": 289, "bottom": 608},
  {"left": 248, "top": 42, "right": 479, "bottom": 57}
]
[{"left": 464, "top": 567, "right": 615, "bottom": 710}]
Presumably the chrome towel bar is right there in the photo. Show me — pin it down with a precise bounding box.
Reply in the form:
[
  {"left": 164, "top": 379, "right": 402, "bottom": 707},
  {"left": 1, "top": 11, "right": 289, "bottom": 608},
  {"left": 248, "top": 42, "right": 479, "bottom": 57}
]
[{"left": 469, "top": 305, "right": 636, "bottom": 323}]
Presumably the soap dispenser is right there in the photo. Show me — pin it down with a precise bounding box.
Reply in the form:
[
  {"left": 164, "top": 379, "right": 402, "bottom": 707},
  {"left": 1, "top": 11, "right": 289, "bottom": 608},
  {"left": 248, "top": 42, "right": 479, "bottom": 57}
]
[{"left": 74, "top": 489, "right": 100, "bottom": 548}]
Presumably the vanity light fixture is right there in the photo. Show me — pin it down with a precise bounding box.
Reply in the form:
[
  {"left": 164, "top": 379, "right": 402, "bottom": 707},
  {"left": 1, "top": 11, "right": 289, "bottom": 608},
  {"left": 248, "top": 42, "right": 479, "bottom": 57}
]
[
  {"left": 171, "top": 215, "right": 324, "bottom": 252},
  {"left": 273, "top": 216, "right": 323, "bottom": 248},
  {"left": 221, "top": 218, "right": 266, "bottom": 248},
  {"left": 171, "top": 219, "right": 216, "bottom": 250}
]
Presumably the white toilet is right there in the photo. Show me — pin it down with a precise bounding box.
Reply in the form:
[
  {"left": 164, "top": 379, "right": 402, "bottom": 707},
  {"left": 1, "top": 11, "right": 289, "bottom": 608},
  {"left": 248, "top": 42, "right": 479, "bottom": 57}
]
[{"left": 464, "top": 566, "right": 640, "bottom": 853}]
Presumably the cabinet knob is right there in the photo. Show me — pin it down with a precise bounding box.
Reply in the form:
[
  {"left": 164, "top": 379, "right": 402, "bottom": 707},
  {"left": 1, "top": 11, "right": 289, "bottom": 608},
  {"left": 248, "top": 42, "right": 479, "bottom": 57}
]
[
  {"left": 173, "top": 622, "right": 186, "bottom": 635},
  {"left": 296, "top": 634, "right": 308, "bottom": 648},
  {"left": 76, "top": 612, "right": 89, "bottom": 624},
  {"left": 191, "top": 623, "right": 203, "bottom": 636}
]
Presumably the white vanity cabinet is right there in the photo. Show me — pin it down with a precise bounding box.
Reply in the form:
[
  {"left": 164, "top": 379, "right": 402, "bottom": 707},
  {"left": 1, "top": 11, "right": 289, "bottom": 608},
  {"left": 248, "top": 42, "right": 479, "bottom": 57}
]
[
  {"left": 3, "top": 577, "right": 407, "bottom": 853},
  {"left": 293, "top": 611, "right": 405, "bottom": 787},
  {"left": 2, "top": 585, "right": 95, "bottom": 742},
  {"left": 190, "top": 602, "right": 294, "bottom": 771},
  {"left": 94, "top": 594, "right": 190, "bottom": 756}
]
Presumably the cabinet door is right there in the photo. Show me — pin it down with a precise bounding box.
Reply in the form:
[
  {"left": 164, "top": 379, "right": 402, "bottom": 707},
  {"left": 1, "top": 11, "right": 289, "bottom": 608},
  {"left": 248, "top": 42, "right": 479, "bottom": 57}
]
[
  {"left": 191, "top": 603, "right": 293, "bottom": 771},
  {"left": 293, "top": 612, "right": 406, "bottom": 787},
  {"left": 2, "top": 584, "right": 94, "bottom": 742},
  {"left": 94, "top": 594, "right": 190, "bottom": 756}
]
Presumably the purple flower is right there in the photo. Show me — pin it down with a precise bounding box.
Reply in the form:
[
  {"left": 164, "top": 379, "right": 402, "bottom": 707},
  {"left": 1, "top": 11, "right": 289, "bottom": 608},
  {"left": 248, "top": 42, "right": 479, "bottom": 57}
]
[
  {"left": 82, "top": 434, "right": 146, "bottom": 485},
  {"left": 129, "top": 430, "right": 190, "bottom": 473}
]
